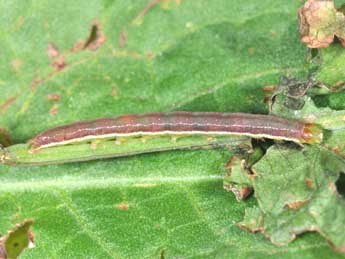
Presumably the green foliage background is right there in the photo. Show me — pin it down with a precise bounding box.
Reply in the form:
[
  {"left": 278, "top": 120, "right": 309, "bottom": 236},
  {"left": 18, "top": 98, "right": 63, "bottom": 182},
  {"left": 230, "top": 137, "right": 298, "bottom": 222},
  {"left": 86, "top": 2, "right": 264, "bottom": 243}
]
[{"left": 0, "top": 0, "right": 343, "bottom": 258}]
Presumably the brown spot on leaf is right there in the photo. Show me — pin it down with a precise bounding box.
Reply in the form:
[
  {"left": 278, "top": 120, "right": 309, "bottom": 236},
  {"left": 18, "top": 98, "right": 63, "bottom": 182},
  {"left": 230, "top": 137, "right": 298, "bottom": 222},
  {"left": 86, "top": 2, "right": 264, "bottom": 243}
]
[
  {"left": 175, "top": 0, "right": 182, "bottom": 5},
  {"left": 262, "top": 85, "right": 278, "bottom": 106},
  {"left": 47, "top": 43, "right": 59, "bottom": 59},
  {"left": 49, "top": 104, "right": 58, "bottom": 116},
  {"left": 28, "top": 231, "right": 35, "bottom": 249},
  {"left": 132, "top": 0, "right": 161, "bottom": 25},
  {"left": 46, "top": 93, "right": 60, "bottom": 101},
  {"left": 146, "top": 51, "right": 156, "bottom": 60},
  {"left": 262, "top": 85, "right": 277, "bottom": 93},
  {"left": 328, "top": 80, "right": 345, "bottom": 92},
  {"left": 230, "top": 184, "right": 253, "bottom": 201},
  {"left": 116, "top": 203, "right": 129, "bottom": 210},
  {"left": 334, "top": 80, "right": 344, "bottom": 88},
  {"left": 84, "top": 22, "right": 106, "bottom": 51},
  {"left": 286, "top": 199, "right": 309, "bottom": 210},
  {"left": 332, "top": 146, "right": 340, "bottom": 153},
  {"left": 52, "top": 57, "right": 66, "bottom": 71},
  {"left": 298, "top": 0, "right": 338, "bottom": 48},
  {"left": 336, "top": 245, "right": 345, "bottom": 253},
  {"left": 0, "top": 96, "right": 18, "bottom": 112},
  {"left": 30, "top": 76, "right": 42, "bottom": 91},
  {"left": 224, "top": 156, "right": 239, "bottom": 170},
  {"left": 305, "top": 177, "right": 315, "bottom": 189},
  {"left": 237, "top": 216, "right": 264, "bottom": 232},
  {"left": 71, "top": 41, "right": 85, "bottom": 52},
  {"left": 119, "top": 30, "right": 128, "bottom": 48},
  {"left": 46, "top": 43, "right": 67, "bottom": 71}
]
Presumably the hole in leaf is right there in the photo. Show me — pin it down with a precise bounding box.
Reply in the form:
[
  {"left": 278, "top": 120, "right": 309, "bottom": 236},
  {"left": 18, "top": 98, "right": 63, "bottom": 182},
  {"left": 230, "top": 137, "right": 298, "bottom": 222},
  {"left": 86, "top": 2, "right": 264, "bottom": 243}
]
[
  {"left": 312, "top": 95, "right": 329, "bottom": 107},
  {"left": 312, "top": 92, "right": 345, "bottom": 110},
  {"left": 83, "top": 23, "right": 105, "bottom": 50},
  {"left": 84, "top": 24, "right": 98, "bottom": 49},
  {"left": 251, "top": 138, "right": 273, "bottom": 151},
  {"left": 335, "top": 172, "right": 345, "bottom": 196},
  {"left": 310, "top": 48, "right": 319, "bottom": 59}
]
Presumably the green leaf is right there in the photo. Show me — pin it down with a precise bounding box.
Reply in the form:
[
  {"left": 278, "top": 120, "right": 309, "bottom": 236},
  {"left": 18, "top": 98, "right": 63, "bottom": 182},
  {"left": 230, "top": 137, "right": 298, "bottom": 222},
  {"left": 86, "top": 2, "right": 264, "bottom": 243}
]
[{"left": 0, "top": 0, "right": 342, "bottom": 258}]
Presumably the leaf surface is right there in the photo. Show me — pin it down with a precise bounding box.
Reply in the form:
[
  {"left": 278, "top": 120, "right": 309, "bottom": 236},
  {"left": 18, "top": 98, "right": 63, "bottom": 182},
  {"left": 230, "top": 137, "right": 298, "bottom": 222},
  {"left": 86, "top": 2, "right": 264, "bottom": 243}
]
[
  {"left": 227, "top": 145, "right": 345, "bottom": 252},
  {"left": 0, "top": 0, "right": 343, "bottom": 258}
]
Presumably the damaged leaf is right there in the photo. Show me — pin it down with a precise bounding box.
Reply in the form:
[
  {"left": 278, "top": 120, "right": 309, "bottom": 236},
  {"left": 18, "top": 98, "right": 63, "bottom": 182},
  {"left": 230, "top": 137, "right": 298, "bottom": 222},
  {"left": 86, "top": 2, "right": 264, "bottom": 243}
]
[
  {"left": 0, "top": 220, "right": 34, "bottom": 259},
  {"left": 226, "top": 145, "right": 345, "bottom": 252},
  {"left": 225, "top": 80, "right": 345, "bottom": 252},
  {"left": 298, "top": 0, "right": 345, "bottom": 48},
  {"left": 223, "top": 146, "right": 265, "bottom": 201},
  {"left": 223, "top": 156, "right": 253, "bottom": 201}
]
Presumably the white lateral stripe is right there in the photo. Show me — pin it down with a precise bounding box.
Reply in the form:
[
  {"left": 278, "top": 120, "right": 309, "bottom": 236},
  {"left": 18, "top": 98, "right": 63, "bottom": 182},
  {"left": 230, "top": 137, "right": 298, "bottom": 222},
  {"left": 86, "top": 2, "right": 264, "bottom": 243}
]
[{"left": 33, "top": 130, "right": 301, "bottom": 149}]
